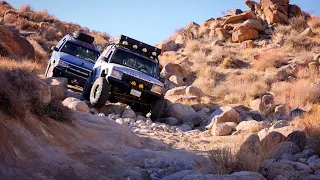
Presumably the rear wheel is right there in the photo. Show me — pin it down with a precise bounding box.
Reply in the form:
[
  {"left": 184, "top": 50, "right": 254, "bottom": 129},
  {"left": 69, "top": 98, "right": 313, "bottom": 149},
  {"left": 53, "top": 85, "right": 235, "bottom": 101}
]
[
  {"left": 150, "top": 97, "right": 166, "bottom": 121},
  {"left": 90, "top": 77, "right": 110, "bottom": 108}
]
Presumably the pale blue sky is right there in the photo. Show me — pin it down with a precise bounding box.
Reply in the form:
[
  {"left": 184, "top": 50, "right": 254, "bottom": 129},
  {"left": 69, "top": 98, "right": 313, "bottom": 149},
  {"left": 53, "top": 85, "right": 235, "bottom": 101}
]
[{"left": 7, "top": 0, "right": 320, "bottom": 45}]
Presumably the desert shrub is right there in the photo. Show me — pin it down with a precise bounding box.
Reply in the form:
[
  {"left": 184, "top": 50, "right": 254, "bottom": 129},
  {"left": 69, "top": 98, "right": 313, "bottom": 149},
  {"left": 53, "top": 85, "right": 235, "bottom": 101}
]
[
  {"left": 0, "top": 68, "right": 44, "bottom": 118},
  {"left": 212, "top": 70, "right": 269, "bottom": 105},
  {"left": 0, "top": 68, "right": 73, "bottom": 123},
  {"left": 158, "top": 52, "right": 178, "bottom": 66},
  {"left": 175, "top": 27, "right": 197, "bottom": 44},
  {"left": 15, "top": 18, "right": 33, "bottom": 30},
  {"left": 3, "top": 13, "right": 17, "bottom": 24},
  {"left": 298, "top": 105, "right": 320, "bottom": 154},
  {"left": 222, "top": 57, "right": 247, "bottom": 69},
  {"left": 193, "top": 66, "right": 217, "bottom": 95},
  {"left": 297, "top": 67, "right": 320, "bottom": 82},
  {"left": 28, "top": 39, "right": 48, "bottom": 65},
  {"left": 273, "top": 22, "right": 319, "bottom": 51},
  {"left": 184, "top": 40, "right": 201, "bottom": 55},
  {"left": 30, "top": 9, "right": 49, "bottom": 22},
  {"left": 208, "top": 147, "right": 237, "bottom": 174},
  {"left": 0, "top": 41, "right": 11, "bottom": 57},
  {"left": 308, "top": 15, "right": 320, "bottom": 30},
  {"left": 283, "top": 30, "right": 318, "bottom": 51},
  {"left": 271, "top": 79, "right": 320, "bottom": 109},
  {"left": 0, "top": 57, "right": 41, "bottom": 73},
  {"left": 41, "top": 26, "right": 60, "bottom": 41},
  {"left": 17, "top": 4, "right": 31, "bottom": 14},
  {"left": 43, "top": 100, "right": 73, "bottom": 123},
  {"left": 253, "top": 49, "right": 288, "bottom": 71},
  {"left": 289, "top": 15, "right": 309, "bottom": 32}
]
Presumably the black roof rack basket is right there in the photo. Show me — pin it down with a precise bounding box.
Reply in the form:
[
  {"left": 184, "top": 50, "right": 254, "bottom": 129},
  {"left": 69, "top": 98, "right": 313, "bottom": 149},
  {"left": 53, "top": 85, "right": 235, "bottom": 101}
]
[{"left": 109, "top": 35, "right": 162, "bottom": 60}]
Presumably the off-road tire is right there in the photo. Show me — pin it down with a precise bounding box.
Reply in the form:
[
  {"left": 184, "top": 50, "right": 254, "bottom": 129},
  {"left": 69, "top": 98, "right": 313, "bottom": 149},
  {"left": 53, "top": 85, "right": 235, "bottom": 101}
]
[
  {"left": 81, "top": 73, "right": 94, "bottom": 101},
  {"left": 90, "top": 77, "right": 110, "bottom": 108},
  {"left": 73, "top": 31, "right": 94, "bottom": 44},
  {"left": 150, "top": 97, "right": 166, "bottom": 121}
]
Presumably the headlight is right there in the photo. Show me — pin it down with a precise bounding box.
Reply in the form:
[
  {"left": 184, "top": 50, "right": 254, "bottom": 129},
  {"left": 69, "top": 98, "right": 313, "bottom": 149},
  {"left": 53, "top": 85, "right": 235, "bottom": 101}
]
[
  {"left": 58, "top": 60, "right": 68, "bottom": 67},
  {"left": 110, "top": 69, "right": 123, "bottom": 80},
  {"left": 151, "top": 84, "right": 163, "bottom": 95}
]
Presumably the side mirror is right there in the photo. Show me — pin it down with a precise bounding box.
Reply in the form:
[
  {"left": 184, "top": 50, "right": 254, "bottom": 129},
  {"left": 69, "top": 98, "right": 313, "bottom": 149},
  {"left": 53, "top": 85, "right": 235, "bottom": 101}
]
[{"left": 51, "top": 46, "right": 59, "bottom": 51}]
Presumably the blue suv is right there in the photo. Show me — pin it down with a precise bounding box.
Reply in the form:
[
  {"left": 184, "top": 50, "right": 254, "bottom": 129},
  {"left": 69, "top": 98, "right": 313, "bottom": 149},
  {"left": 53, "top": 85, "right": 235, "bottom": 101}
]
[{"left": 45, "top": 31, "right": 101, "bottom": 87}]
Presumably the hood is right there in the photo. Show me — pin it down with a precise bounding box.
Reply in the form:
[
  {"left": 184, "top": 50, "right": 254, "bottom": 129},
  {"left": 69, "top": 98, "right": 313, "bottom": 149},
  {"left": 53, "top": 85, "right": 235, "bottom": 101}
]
[
  {"left": 111, "top": 63, "right": 164, "bottom": 87},
  {"left": 59, "top": 52, "right": 94, "bottom": 70}
]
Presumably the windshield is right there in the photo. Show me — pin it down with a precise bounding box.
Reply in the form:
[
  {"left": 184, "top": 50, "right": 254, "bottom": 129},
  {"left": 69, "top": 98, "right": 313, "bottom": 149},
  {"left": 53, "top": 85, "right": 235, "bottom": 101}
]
[
  {"left": 60, "top": 42, "right": 99, "bottom": 63},
  {"left": 111, "top": 49, "right": 158, "bottom": 78}
]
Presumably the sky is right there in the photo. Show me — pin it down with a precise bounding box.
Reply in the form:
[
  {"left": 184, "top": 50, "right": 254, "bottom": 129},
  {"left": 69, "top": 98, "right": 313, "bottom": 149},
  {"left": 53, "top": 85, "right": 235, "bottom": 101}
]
[{"left": 7, "top": 0, "right": 320, "bottom": 45}]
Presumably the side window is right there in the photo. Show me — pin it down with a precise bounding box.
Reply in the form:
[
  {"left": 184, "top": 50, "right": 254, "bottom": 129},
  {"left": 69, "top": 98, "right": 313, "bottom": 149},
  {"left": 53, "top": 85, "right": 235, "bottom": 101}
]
[
  {"left": 57, "top": 38, "right": 67, "bottom": 49},
  {"left": 105, "top": 51, "right": 113, "bottom": 61}
]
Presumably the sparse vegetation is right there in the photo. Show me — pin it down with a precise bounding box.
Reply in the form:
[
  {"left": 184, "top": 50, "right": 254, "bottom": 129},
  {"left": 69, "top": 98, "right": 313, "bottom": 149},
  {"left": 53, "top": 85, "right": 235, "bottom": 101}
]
[
  {"left": 253, "top": 49, "right": 288, "bottom": 71},
  {"left": 271, "top": 79, "right": 320, "bottom": 109},
  {"left": 208, "top": 147, "right": 237, "bottom": 174},
  {"left": 0, "top": 57, "right": 41, "bottom": 73},
  {"left": 43, "top": 100, "right": 73, "bottom": 123}
]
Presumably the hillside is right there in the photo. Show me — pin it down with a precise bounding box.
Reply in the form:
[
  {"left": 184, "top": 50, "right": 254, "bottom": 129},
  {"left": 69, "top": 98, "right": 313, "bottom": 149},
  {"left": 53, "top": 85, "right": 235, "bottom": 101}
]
[
  {"left": 0, "top": 1, "right": 109, "bottom": 66},
  {"left": 0, "top": 0, "right": 320, "bottom": 180}
]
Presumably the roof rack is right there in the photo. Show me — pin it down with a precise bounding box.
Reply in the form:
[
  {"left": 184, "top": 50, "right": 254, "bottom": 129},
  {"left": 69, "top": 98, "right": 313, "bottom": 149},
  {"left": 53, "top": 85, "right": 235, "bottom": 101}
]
[{"left": 109, "top": 35, "right": 162, "bottom": 60}]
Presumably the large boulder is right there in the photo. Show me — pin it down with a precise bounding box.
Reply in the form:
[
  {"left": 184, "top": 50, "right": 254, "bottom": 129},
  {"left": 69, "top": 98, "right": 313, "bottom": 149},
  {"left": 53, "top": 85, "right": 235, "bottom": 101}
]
[
  {"left": 62, "top": 97, "right": 89, "bottom": 113},
  {"left": 122, "top": 109, "right": 136, "bottom": 119},
  {"left": 260, "top": 131, "right": 286, "bottom": 158},
  {"left": 158, "top": 40, "right": 178, "bottom": 52},
  {"left": 236, "top": 134, "right": 263, "bottom": 171},
  {"left": 232, "top": 25, "right": 259, "bottom": 43},
  {"left": 69, "top": 101, "right": 89, "bottom": 113},
  {"left": 185, "top": 86, "right": 204, "bottom": 98},
  {"left": 215, "top": 28, "right": 231, "bottom": 40},
  {"left": 265, "top": 141, "right": 301, "bottom": 159},
  {"left": 204, "top": 106, "right": 241, "bottom": 129},
  {"left": 161, "top": 63, "right": 188, "bottom": 79},
  {"left": 211, "top": 123, "right": 233, "bottom": 136},
  {"left": 242, "top": 19, "right": 264, "bottom": 31},
  {"left": 186, "top": 108, "right": 210, "bottom": 125},
  {"left": 223, "top": 11, "right": 256, "bottom": 25},
  {"left": 0, "top": 25, "right": 35, "bottom": 59},
  {"left": 165, "top": 86, "right": 187, "bottom": 97},
  {"left": 260, "top": 0, "right": 290, "bottom": 24},
  {"left": 287, "top": 131, "right": 307, "bottom": 150},
  {"left": 236, "top": 120, "right": 270, "bottom": 133},
  {"left": 288, "top": 4, "right": 303, "bottom": 18},
  {"left": 46, "top": 77, "right": 68, "bottom": 100},
  {"left": 250, "top": 93, "right": 275, "bottom": 116},
  {"left": 169, "top": 75, "right": 184, "bottom": 86},
  {"left": 166, "top": 103, "right": 196, "bottom": 123}
]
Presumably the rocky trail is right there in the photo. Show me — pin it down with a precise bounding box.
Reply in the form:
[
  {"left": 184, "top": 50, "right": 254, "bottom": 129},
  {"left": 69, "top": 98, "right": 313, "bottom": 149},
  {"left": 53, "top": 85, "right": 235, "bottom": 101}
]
[{"left": 1, "top": 0, "right": 320, "bottom": 179}]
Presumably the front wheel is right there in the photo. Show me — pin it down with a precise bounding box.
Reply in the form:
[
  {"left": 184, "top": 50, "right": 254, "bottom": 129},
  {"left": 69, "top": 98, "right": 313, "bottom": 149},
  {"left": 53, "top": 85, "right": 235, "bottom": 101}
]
[
  {"left": 90, "top": 77, "right": 110, "bottom": 108},
  {"left": 150, "top": 97, "right": 166, "bottom": 121},
  {"left": 81, "top": 73, "right": 94, "bottom": 101}
]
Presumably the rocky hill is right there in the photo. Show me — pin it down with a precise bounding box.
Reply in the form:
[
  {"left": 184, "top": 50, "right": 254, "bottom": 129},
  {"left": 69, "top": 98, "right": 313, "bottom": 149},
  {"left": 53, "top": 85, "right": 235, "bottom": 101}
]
[
  {"left": 0, "top": 0, "right": 320, "bottom": 180},
  {"left": 0, "top": 1, "right": 109, "bottom": 65}
]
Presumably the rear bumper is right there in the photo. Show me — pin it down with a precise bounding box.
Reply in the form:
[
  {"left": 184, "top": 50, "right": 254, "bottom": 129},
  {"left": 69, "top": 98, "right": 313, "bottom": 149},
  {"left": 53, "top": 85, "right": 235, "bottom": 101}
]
[{"left": 53, "top": 66, "right": 87, "bottom": 86}]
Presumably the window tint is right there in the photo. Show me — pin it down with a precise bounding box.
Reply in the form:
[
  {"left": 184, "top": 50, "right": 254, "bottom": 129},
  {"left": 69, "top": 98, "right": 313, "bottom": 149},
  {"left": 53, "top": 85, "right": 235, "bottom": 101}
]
[
  {"left": 60, "top": 42, "right": 99, "bottom": 63},
  {"left": 111, "top": 49, "right": 158, "bottom": 77}
]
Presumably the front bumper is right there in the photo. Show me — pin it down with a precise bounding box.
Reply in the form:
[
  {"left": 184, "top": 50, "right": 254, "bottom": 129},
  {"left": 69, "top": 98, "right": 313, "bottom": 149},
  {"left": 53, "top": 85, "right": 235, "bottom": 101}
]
[
  {"left": 53, "top": 66, "right": 88, "bottom": 86},
  {"left": 107, "top": 76, "right": 162, "bottom": 105}
]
